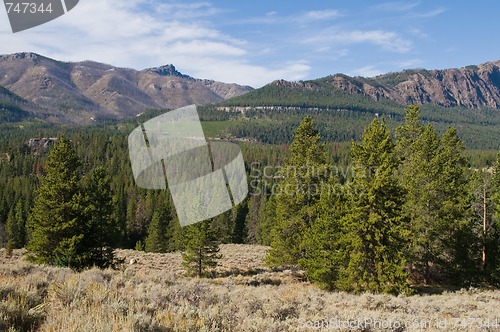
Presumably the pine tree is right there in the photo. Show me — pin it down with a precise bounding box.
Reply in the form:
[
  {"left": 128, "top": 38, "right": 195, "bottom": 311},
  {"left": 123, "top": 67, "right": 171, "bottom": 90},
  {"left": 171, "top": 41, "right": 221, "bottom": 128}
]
[
  {"left": 81, "top": 166, "right": 117, "bottom": 268},
  {"left": 26, "top": 137, "right": 85, "bottom": 267},
  {"left": 145, "top": 203, "right": 171, "bottom": 253},
  {"left": 181, "top": 220, "right": 222, "bottom": 277},
  {"left": 267, "top": 116, "right": 329, "bottom": 267},
  {"left": 399, "top": 123, "right": 473, "bottom": 284},
  {"left": 26, "top": 138, "right": 118, "bottom": 270},
  {"left": 5, "top": 200, "right": 25, "bottom": 252},
  {"left": 470, "top": 168, "right": 496, "bottom": 280},
  {"left": 126, "top": 191, "right": 138, "bottom": 247},
  {"left": 299, "top": 175, "right": 347, "bottom": 290},
  {"left": 488, "top": 152, "right": 500, "bottom": 283},
  {"left": 232, "top": 202, "right": 249, "bottom": 244},
  {"left": 439, "top": 128, "right": 476, "bottom": 283},
  {"left": 395, "top": 104, "right": 424, "bottom": 159},
  {"left": 256, "top": 194, "right": 276, "bottom": 246},
  {"left": 339, "top": 118, "right": 410, "bottom": 295}
]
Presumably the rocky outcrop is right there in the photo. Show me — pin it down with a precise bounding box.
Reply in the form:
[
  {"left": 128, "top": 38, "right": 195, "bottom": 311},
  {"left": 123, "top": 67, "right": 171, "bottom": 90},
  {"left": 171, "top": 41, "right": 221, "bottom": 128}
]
[{"left": 324, "top": 61, "right": 500, "bottom": 109}]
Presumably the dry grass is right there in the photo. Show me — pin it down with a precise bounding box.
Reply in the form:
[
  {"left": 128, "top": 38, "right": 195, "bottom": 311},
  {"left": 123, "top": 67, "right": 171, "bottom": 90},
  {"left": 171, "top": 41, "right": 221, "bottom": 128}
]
[{"left": 1, "top": 245, "right": 500, "bottom": 331}]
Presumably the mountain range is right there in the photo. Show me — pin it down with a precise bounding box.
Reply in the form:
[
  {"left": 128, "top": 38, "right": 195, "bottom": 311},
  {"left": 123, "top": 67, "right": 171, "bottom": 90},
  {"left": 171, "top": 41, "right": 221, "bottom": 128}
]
[
  {"left": 2, "top": 52, "right": 500, "bottom": 124},
  {"left": 223, "top": 61, "right": 500, "bottom": 111},
  {"left": 0, "top": 52, "right": 252, "bottom": 123}
]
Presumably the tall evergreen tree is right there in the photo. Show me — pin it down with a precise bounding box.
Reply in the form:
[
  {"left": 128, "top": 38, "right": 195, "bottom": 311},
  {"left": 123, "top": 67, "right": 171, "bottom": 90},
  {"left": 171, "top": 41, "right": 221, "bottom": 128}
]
[
  {"left": 339, "top": 118, "right": 410, "bottom": 295},
  {"left": 256, "top": 194, "right": 276, "bottom": 246},
  {"left": 181, "top": 220, "right": 222, "bottom": 277},
  {"left": 26, "top": 138, "right": 117, "bottom": 270},
  {"left": 488, "top": 152, "right": 500, "bottom": 283},
  {"left": 267, "top": 116, "right": 329, "bottom": 267},
  {"left": 81, "top": 166, "right": 117, "bottom": 268},
  {"left": 26, "top": 137, "right": 84, "bottom": 267},
  {"left": 232, "top": 202, "right": 249, "bottom": 244},
  {"left": 470, "top": 168, "right": 496, "bottom": 280},
  {"left": 395, "top": 104, "right": 424, "bottom": 159},
  {"left": 398, "top": 122, "right": 473, "bottom": 284},
  {"left": 5, "top": 200, "right": 25, "bottom": 252},
  {"left": 439, "top": 128, "right": 476, "bottom": 283},
  {"left": 299, "top": 175, "right": 347, "bottom": 290},
  {"left": 145, "top": 202, "right": 171, "bottom": 253}
]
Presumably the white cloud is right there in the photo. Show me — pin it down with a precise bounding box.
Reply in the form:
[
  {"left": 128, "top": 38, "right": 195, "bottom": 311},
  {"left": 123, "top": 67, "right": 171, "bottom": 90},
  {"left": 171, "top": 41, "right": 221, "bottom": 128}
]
[
  {"left": 415, "top": 7, "right": 447, "bottom": 18},
  {"left": 350, "top": 65, "right": 385, "bottom": 77},
  {"left": 227, "top": 8, "right": 341, "bottom": 26},
  {"left": 191, "top": 60, "right": 311, "bottom": 86},
  {"left": 301, "top": 10, "right": 341, "bottom": 21},
  {"left": 304, "top": 29, "right": 412, "bottom": 53},
  {"left": 372, "top": 1, "right": 421, "bottom": 12},
  {"left": 396, "top": 58, "right": 424, "bottom": 69},
  {"left": 408, "top": 28, "right": 428, "bottom": 39},
  {"left": 0, "top": 0, "right": 309, "bottom": 87},
  {"left": 155, "top": 2, "right": 223, "bottom": 19}
]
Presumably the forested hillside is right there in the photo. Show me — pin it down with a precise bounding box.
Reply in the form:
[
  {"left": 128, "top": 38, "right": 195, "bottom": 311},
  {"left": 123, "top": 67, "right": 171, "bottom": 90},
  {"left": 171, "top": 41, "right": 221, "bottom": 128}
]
[
  {"left": 2, "top": 105, "right": 500, "bottom": 293},
  {"left": 0, "top": 112, "right": 301, "bottom": 252}
]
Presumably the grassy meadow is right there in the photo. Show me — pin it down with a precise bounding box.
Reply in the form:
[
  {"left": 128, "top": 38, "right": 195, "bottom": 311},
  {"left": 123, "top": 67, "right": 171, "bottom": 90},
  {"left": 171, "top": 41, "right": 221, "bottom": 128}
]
[{"left": 1, "top": 245, "right": 500, "bottom": 331}]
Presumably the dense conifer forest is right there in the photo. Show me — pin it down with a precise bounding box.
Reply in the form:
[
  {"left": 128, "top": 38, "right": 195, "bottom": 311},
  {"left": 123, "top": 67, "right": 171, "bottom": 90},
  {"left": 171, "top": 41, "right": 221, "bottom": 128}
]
[{"left": 1, "top": 104, "right": 500, "bottom": 293}]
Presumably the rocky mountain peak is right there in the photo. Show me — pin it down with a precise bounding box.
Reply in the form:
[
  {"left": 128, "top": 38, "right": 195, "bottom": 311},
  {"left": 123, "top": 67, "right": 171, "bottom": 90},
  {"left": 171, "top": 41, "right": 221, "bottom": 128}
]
[
  {"left": 0, "top": 53, "right": 253, "bottom": 124},
  {"left": 142, "top": 64, "right": 192, "bottom": 79},
  {"left": 0, "top": 52, "right": 43, "bottom": 61}
]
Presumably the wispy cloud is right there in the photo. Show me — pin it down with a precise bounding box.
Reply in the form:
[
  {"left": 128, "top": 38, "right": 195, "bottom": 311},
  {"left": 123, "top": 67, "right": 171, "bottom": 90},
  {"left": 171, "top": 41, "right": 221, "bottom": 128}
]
[
  {"left": 408, "top": 28, "right": 429, "bottom": 39},
  {"left": 396, "top": 58, "right": 424, "bottom": 69},
  {"left": 372, "top": 1, "right": 421, "bottom": 12},
  {"left": 350, "top": 65, "right": 385, "bottom": 77},
  {"left": 0, "top": 0, "right": 310, "bottom": 86},
  {"left": 228, "top": 8, "right": 341, "bottom": 26},
  {"left": 304, "top": 29, "right": 412, "bottom": 53},
  {"left": 415, "top": 7, "right": 447, "bottom": 18},
  {"left": 301, "top": 10, "right": 341, "bottom": 21},
  {"left": 154, "top": 2, "right": 223, "bottom": 19}
]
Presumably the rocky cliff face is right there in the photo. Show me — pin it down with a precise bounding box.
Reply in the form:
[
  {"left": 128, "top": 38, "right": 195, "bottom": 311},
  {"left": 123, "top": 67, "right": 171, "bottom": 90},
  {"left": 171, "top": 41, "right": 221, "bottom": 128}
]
[
  {"left": 323, "top": 61, "right": 500, "bottom": 109},
  {"left": 0, "top": 52, "right": 253, "bottom": 123}
]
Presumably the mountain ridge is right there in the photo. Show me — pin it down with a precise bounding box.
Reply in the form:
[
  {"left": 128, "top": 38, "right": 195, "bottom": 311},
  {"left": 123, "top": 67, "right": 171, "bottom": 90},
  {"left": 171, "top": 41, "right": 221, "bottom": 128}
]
[
  {"left": 242, "top": 60, "right": 500, "bottom": 110},
  {"left": 3, "top": 52, "right": 500, "bottom": 125},
  {"left": 0, "top": 52, "right": 253, "bottom": 123}
]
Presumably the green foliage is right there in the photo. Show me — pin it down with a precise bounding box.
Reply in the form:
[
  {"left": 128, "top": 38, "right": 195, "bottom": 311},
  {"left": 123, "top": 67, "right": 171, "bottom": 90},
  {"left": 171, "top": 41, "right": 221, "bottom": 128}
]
[
  {"left": 267, "top": 116, "right": 329, "bottom": 267},
  {"left": 145, "top": 202, "right": 172, "bottom": 253},
  {"left": 397, "top": 106, "right": 474, "bottom": 285},
  {"left": 26, "top": 137, "right": 84, "bottom": 267},
  {"left": 0, "top": 103, "right": 30, "bottom": 122},
  {"left": 256, "top": 195, "right": 277, "bottom": 246},
  {"left": 5, "top": 201, "right": 25, "bottom": 252},
  {"left": 338, "top": 118, "right": 411, "bottom": 295},
  {"left": 232, "top": 202, "right": 249, "bottom": 243},
  {"left": 486, "top": 153, "right": 500, "bottom": 283},
  {"left": 26, "top": 138, "right": 117, "bottom": 270},
  {"left": 80, "top": 166, "right": 118, "bottom": 268},
  {"left": 298, "top": 175, "right": 347, "bottom": 290},
  {"left": 181, "top": 220, "right": 222, "bottom": 277},
  {"left": 4, "top": 104, "right": 500, "bottom": 294}
]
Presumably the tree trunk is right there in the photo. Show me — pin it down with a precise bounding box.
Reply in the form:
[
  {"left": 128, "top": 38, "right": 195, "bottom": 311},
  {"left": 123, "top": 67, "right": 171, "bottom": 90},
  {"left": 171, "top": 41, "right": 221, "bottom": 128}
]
[{"left": 483, "top": 184, "right": 487, "bottom": 271}]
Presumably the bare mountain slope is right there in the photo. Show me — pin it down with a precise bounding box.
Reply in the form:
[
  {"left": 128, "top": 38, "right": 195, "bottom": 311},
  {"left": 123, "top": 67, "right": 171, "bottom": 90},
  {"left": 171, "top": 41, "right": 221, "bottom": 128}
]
[{"left": 0, "top": 52, "right": 253, "bottom": 123}]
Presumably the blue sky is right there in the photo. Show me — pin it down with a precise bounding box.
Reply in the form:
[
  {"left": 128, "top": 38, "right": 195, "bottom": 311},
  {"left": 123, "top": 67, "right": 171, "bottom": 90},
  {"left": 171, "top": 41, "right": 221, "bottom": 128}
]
[{"left": 1, "top": 0, "right": 499, "bottom": 87}]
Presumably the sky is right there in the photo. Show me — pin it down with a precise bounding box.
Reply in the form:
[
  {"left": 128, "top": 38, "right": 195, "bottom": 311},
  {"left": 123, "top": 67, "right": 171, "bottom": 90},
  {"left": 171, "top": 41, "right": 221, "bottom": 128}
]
[{"left": 1, "top": 0, "right": 500, "bottom": 87}]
